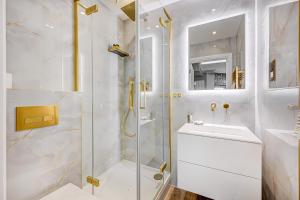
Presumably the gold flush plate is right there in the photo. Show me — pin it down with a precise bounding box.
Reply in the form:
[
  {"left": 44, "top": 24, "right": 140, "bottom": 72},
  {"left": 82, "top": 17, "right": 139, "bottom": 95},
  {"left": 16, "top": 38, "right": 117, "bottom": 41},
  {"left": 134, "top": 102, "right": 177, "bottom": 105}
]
[{"left": 16, "top": 105, "right": 59, "bottom": 131}]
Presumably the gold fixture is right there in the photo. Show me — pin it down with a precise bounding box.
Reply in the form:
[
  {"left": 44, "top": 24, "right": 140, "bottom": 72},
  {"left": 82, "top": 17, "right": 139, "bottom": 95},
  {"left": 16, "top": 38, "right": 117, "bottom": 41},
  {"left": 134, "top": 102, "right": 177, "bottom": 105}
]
[
  {"left": 153, "top": 173, "right": 163, "bottom": 180},
  {"left": 159, "top": 8, "right": 172, "bottom": 28},
  {"left": 74, "top": 0, "right": 99, "bottom": 91},
  {"left": 16, "top": 105, "right": 59, "bottom": 131},
  {"left": 140, "top": 80, "right": 147, "bottom": 109},
  {"left": 160, "top": 162, "right": 167, "bottom": 173},
  {"left": 108, "top": 44, "right": 130, "bottom": 57},
  {"left": 159, "top": 8, "right": 173, "bottom": 173},
  {"left": 232, "top": 66, "right": 244, "bottom": 89},
  {"left": 121, "top": 1, "right": 135, "bottom": 21},
  {"left": 172, "top": 92, "right": 182, "bottom": 98},
  {"left": 129, "top": 78, "right": 135, "bottom": 111},
  {"left": 86, "top": 176, "right": 100, "bottom": 187},
  {"left": 269, "top": 59, "right": 276, "bottom": 81},
  {"left": 211, "top": 103, "right": 217, "bottom": 112},
  {"left": 223, "top": 103, "right": 230, "bottom": 109},
  {"left": 153, "top": 162, "right": 167, "bottom": 181}
]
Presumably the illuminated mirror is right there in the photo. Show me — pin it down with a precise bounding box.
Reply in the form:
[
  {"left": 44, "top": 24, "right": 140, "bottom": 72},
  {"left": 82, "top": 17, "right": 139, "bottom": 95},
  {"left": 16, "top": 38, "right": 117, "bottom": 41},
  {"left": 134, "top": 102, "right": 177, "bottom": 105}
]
[
  {"left": 188, "top": 14, "right": 246, "bottom": 90},
  {"left": 268, "top": 1, "right": 299, "bottom": 89},
  {"left": 140, "top": 36, "right": 153, "bottom": 91}
]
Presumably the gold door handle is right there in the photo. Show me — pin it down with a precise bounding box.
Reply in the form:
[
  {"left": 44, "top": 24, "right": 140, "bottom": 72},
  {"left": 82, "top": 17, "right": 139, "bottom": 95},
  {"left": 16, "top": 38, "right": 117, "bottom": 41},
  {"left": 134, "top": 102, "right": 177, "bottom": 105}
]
[
  {"left": 129, "top": 79, "right": 134, "bottom": 111},
  {"left": 140, "top": 80, "right": 146, "bottom": 109},
  {"left": 160, "top": 162, "right": 167, "bottom": 173}
]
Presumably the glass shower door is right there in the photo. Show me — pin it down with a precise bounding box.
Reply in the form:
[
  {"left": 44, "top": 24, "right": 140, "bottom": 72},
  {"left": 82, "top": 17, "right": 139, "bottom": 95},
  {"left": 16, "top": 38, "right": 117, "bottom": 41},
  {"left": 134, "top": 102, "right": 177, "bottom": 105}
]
[
  {"left": 85, "top": 0, "right": 138, "bottom": 199},
  {"left": 138, "top": 5, "right": 172, "bottom": 200}
]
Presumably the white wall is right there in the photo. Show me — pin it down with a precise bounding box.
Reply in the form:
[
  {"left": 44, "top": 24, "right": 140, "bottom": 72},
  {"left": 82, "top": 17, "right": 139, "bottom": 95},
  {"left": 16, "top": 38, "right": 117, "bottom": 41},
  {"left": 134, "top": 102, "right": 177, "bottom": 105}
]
[
  {"left": 0, "top": 0, "right": 6, "bottom": 199},
  {"left": 162, "top": 0, "right": 256, "bottom": 184}
]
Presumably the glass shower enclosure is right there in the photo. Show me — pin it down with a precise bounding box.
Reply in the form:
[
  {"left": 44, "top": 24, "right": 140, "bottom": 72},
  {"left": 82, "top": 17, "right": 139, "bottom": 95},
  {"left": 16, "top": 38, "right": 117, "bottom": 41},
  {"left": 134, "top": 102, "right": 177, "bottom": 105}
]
[{"left": 81, "top": 1, "right": 172, "bottom": 200}]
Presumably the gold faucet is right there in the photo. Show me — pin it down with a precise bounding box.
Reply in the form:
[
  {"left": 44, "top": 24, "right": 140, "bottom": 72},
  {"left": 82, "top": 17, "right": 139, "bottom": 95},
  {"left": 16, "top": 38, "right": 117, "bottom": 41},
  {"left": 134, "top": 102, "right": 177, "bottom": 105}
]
[
  {"left": 211, "top": 103, "right": 217, "bottom": 112},
  {"left": 223, "top": 103, "right": 230, "bottom": 110}
]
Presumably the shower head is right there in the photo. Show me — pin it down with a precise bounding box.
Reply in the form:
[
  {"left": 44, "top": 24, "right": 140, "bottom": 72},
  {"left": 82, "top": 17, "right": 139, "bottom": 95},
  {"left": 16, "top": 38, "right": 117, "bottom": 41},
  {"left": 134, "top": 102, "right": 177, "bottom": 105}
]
[{"left": 121, "top": 1, "right": 135, "bottom": 21}]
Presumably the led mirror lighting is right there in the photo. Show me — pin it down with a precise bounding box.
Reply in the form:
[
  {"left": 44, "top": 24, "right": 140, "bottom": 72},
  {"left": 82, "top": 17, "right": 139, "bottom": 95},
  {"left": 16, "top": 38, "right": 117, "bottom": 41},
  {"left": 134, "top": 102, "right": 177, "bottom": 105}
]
[{"left": 201, "top": 59, "right": 227, "bottom": 65}]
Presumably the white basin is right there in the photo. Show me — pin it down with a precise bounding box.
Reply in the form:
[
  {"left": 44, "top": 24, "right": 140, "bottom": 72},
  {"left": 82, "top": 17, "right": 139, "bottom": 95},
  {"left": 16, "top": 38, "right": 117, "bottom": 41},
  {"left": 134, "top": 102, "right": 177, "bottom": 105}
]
[
  {"left": 178, "top": 123, "right": 262, "bottom": 144},
  {"left": 177, "top": 123, "right": 262, "bottom": 200}
]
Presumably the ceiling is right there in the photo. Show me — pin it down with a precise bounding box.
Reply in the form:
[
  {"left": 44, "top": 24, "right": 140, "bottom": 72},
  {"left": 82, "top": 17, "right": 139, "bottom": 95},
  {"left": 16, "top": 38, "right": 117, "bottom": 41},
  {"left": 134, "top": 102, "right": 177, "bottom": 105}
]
[
  {"left": 99, "top": 0, "right": 182, "bottom": 20},
  {"left": 189, "top": 15, "right": 244, "bottom": 45}
]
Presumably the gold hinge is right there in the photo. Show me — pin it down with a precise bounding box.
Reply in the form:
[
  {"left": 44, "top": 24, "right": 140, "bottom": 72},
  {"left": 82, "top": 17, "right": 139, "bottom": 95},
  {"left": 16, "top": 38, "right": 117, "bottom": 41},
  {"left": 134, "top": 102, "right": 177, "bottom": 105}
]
[
  {"left": 87, "top": 176, "right": 100, "bottom": 187},
  {"left": 160, "top": 162, "right": 167, "bottom": 173}
]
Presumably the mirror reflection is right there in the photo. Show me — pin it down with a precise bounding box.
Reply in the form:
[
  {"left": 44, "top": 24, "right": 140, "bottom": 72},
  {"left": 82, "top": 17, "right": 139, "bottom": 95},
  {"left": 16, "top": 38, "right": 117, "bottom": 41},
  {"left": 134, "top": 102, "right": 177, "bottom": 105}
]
[
  {"left": 269, "top": 1, "right": 299, "bottom": 89},
  {"left": 140, "top": 36, "right": 153, "bottom": 91},
  {"left": 189, "top": 14, "right": 246, "bottom": 90}
]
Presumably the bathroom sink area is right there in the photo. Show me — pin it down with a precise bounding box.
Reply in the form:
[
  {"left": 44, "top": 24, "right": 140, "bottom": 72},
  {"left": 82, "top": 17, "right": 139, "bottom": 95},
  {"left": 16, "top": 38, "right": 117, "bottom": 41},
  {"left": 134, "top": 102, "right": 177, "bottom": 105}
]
[
  {"left": 177, "top": 123, "right": 262, "bottom": 200},
  {"left": 178, "top": 123, "right": 262, "bottom": 143}
]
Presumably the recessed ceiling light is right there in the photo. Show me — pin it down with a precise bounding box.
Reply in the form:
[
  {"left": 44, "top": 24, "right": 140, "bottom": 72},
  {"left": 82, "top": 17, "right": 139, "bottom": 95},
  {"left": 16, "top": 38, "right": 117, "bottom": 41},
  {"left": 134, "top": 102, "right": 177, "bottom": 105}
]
[
  {"left": 44, "top": 24, "right": 54, "bottom": 29},
  {"left": 155, "top": 25, "right": 160, "bottom": 28},
  {"left": 211, "top": 8, "right": 216, "bottom": 12},
  {"left": 212, "top": 31, "right": 217, "bottom": 35}
]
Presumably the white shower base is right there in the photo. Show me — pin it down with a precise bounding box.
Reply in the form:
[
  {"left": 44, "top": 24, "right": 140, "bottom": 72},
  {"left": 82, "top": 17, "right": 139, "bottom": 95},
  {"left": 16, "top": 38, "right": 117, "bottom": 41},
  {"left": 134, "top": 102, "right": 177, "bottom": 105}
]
[{"left": 84, "top": 160, "right": 168, "bottom": 200}]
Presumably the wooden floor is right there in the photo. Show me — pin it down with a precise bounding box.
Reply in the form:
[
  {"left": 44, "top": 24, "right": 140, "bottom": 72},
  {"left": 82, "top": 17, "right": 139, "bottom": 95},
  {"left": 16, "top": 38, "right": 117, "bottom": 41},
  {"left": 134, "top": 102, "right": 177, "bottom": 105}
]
[{"left": 163, "top": 186, "right": 213, "bottom": 200}]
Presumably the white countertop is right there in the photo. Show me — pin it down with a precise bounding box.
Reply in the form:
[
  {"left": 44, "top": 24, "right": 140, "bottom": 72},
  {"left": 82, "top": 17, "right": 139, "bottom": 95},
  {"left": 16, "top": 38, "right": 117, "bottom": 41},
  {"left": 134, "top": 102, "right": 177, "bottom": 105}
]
[{"left": 178, "top": 123, "right": 262, "bottom": 144}]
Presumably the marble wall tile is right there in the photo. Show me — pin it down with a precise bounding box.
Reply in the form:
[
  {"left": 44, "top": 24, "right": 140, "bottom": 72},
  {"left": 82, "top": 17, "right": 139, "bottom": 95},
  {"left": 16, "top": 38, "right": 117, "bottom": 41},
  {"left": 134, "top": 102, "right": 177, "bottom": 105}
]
[
  {"left": 262, "top": 129, "right": 298, "bottom": 200},
  {"left": 257, "top": 0, "right": 299, "bottom": 198},
  {"left": 269, "top": 1, "right": 298, "bottom": 88},
  {"left": 7, "top": 0, "right": 74, "bottom": 91},
  {"left": 7, "top": 89, "right": 82, "bottom": 200}
]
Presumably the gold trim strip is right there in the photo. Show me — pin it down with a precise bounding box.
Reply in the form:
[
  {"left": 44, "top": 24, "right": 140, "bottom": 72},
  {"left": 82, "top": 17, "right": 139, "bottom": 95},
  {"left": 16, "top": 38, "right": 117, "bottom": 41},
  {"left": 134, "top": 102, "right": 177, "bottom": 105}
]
[{"left": 74, "top": 0, "right": 79, "bottom": 91}]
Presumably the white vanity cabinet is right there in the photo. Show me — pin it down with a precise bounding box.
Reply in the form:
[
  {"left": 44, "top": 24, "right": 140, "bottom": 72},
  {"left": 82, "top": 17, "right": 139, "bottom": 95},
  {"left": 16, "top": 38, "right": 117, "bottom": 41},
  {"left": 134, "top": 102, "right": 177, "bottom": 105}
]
[{"left": 177, "top": 123, "right": 262, "bottom": 200}]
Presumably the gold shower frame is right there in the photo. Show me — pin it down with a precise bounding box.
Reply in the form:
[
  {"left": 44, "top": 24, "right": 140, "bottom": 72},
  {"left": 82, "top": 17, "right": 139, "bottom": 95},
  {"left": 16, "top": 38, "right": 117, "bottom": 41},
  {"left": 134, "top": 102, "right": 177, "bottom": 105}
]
[
  {"left": 160, "top": 8, "right": 173, "bottom": 173},
  {"left": 73, "top": 0, "right": 99, "bottom": 91}
]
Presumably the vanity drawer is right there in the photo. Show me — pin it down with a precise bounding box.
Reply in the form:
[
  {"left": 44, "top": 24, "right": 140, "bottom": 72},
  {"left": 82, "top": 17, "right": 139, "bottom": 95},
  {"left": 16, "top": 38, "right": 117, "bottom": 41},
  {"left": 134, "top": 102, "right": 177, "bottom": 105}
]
[
  {"left": 177, "top": 161, "right": 261, "bottom": 200},
  {"left": 177, "top": 133, "right": 262, "bottom": 178}
]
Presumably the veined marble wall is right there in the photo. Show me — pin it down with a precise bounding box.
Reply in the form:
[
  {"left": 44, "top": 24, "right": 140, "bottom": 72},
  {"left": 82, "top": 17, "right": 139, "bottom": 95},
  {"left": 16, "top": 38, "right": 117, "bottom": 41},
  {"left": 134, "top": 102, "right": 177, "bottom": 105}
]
[
  {"left": 269, "top": 1, "right": 298, "bottom": 89},
  {"left": 6, "top": 90, "right": 82, "bottom": 200},
  {"left": 257, "top": 0, "right": 299, "bottom": 199},
  {"left": 6, "top": 0, "right": 124, "bottom": 199},
  {"left": 263, "top": 129, "right": 298, "bottom": 200},
  {"left": 7, "top": 0, "right": 74, "bottom": 91}
]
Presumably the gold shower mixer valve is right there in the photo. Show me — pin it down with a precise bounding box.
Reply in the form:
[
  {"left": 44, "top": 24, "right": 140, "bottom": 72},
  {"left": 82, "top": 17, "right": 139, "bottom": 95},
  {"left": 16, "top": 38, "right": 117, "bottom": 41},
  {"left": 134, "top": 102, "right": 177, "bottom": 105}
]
[
  {"left": 210, "top": 103, "right": 217, "bottom": 112},
  {"left": 223, "top": 103, "right": 230, "bottom": 110}
]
